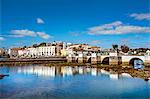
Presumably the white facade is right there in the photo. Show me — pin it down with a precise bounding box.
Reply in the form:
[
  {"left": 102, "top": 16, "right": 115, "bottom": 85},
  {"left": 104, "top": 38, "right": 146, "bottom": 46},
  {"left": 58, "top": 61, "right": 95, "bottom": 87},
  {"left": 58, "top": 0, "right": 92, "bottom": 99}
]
[
  {"left": 28, "top": 48, "right": 38, "bottom": 56},
  {"left": 109, "top": 52, "right": 118, "bottom": 56},
  {"left": 145, "top": 50, "right": 150, "bottom": 61},
  {"left": 65, "top": 44, "right": 100, "bottom": 57},
  {"left": 18, "top": 49, "right": 29, "bottom": 56},
  {"left": 17, "top": 46, "right": 56, "bottom": 58},
  {"left": 38, "top": 46, "right": 55, "bottom": 56}
]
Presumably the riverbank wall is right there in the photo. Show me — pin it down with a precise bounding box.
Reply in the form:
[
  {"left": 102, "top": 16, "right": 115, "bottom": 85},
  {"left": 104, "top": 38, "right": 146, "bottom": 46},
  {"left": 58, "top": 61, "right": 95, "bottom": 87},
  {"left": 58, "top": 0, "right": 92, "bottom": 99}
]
[{"left": 0, "top": 57, "right": 67, "bottom": 65}]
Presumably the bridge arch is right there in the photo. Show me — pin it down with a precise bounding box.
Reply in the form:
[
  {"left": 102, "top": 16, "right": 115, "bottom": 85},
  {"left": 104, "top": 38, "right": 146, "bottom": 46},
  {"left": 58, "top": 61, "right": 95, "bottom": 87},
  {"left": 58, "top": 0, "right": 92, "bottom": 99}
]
[
  {"left": 87, "top": 57, "right": 91, "bottom": 63},
  {"left": 101, "top": 57, "right": 109, "bottom": 65},
  {"left": 129, "top": 58, "right": 144, "bottom": 66},
  {"left": 76, "top": 58, "right": 78, "bottom": 63}
]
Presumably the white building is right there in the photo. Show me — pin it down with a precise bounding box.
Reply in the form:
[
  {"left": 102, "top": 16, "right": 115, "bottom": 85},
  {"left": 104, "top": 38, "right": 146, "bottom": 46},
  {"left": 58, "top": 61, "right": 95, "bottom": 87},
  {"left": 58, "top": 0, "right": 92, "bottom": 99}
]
[
  {"left": 109, "top": 51, "right": 118, "bottom": 56},
  {"left": 27, "top": 47, "right": 38, "bottom": 57},
  {"left": 10, "top": 46, "right": 56, "bottom": 58},
  {"left": 64, "top": 44, "right": 101, "bottom": 57},
  {"left": 145, "top": 50, "right": 150, "bottom": 62},
  {"left": 37, "top": 46, "right": 56, "bottom": 56},
  {"left": 18, "top": 49, "right": 29, "bottom": 57}
]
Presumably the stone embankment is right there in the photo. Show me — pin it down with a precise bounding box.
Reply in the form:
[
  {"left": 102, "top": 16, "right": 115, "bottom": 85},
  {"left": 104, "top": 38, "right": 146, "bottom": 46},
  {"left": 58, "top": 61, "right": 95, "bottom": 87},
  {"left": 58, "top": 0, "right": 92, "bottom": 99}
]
[{"left": 0, "top": 57, "right": 67, "bottom": 65}]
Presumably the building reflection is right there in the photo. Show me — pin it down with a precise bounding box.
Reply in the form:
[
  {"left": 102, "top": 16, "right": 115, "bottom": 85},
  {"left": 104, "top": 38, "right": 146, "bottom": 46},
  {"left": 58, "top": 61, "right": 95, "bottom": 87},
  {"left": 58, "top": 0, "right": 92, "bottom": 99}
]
[
  {"left": 17, "top": 65, "right": 56, "bottom": 77},
  {"left": 121, "top": 73, "right": 132, "bottom": 78},
  {"left": 109, "top": 73, "right": 119, "bottom": 80},
  {"left": 5, "top": 65, "right": 132, "bottom": 80},
  {"left": 60, "top": 66, "right": 73, "bottom": 77},
  {"left": 91, "top": 68, "right": 97, "bottom": 76},
  {"left": 100, "top": 69, "right": 132, "bottom": 80},
  {"left": 15, "top": 66, "right": 99, "bottom": 77}
]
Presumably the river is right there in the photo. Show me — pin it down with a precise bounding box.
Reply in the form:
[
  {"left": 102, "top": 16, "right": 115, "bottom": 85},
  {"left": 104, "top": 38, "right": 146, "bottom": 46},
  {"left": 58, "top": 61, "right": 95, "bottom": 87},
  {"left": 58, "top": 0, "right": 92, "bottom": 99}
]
[{"left": 0, "top": 65, "right": 150, "bottom": 99}]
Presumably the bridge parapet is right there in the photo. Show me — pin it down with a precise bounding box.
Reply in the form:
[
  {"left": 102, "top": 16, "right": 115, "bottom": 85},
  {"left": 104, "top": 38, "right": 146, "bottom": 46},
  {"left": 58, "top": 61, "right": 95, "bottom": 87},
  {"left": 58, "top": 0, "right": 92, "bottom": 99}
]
[
  {"left": 67, "top": 53, "right": 150, "bottom": 65},
  {"left": 121, "top": 56, "right": 145, "bottom": 65},
  {"left": 122, "top": 56, "right": 145, "bottom": 62}
]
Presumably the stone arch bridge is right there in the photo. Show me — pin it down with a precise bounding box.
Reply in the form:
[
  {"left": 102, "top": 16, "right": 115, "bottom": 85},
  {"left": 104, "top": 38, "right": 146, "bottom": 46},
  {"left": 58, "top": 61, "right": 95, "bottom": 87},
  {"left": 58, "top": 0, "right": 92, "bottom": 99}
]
[
  {"left": 67, "top": 53, "right": 150, "bottom": 65},
  {"left": 99, "top": 55, "right": 150, "bottom": 65}
]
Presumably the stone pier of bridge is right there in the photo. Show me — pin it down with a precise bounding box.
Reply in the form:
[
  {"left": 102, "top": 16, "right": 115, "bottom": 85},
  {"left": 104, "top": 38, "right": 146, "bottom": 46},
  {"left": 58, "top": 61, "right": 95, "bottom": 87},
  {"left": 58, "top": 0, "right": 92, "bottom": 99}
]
[{"left": 67, "top": 52, "right": 150, "bottom": 66}]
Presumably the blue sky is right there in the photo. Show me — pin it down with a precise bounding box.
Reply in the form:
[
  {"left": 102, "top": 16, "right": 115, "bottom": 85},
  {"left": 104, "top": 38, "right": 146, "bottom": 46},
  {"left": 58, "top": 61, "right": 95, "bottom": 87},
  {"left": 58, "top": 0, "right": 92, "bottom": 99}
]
[{"left": 0, "top": 0, "right": 150, "bottom": 48}]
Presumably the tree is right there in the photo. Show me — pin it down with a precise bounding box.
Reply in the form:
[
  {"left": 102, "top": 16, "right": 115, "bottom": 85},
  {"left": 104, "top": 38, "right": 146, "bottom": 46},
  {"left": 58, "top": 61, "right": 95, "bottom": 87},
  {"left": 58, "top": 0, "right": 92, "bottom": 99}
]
[
  {"left": 121, "top": 45, "right": 129, "bottom": 53},
  {"left": 23, "top": 46, "right": 27, "bottom": 48},
  {"left": 39, "top": 42, "right": 46, "bottom": 46},
  {"left": 112, "top": 44, "right": 118, "bottom": 50},
  {"left": 33, "top": 44, "right": 38, "bottom": 48}
]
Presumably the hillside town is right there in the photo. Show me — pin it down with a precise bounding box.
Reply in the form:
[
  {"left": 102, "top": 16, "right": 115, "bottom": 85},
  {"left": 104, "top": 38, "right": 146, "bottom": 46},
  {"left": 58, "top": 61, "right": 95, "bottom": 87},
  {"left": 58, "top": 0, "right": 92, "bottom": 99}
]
[
  {"left": 0, "top": 41, "right": 101, "bottom": 58},
  {"left": 0, "top": 41, "right": 150, "bottom": 59}
]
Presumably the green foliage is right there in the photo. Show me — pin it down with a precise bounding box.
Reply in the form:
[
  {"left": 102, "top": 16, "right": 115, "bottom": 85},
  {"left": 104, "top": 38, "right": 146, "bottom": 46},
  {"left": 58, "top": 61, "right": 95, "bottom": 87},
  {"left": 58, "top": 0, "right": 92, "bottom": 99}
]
[{"left": 121, "top": 45, "right": 129, "bottom": 53}]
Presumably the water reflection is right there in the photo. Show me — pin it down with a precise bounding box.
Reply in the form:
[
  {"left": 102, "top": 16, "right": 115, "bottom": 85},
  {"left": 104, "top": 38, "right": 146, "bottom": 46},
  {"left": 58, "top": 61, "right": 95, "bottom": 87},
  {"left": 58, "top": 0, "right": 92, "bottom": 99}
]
[
  {"left": 0, "top": 65, "right": 134, "bottom": 80},
  {"left": 133, "top": 60, "right": 144, "bottom": 69},
  {"left": 0, "top": 65, "right": 150, "bottom": 99}
]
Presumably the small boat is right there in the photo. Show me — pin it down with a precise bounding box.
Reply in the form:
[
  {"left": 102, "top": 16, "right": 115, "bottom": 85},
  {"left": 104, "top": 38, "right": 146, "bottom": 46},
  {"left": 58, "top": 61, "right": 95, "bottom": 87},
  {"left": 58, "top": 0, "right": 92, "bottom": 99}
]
[{"left": 0, "top": 74, "right": 9, "bottom": 79}]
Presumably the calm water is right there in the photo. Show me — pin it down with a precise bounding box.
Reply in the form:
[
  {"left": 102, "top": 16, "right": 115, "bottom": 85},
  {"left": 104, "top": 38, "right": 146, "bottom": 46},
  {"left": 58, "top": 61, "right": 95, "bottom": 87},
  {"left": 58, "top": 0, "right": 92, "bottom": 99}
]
[{"left": 0, "top": 65, "right": 150, "bottom": 99}]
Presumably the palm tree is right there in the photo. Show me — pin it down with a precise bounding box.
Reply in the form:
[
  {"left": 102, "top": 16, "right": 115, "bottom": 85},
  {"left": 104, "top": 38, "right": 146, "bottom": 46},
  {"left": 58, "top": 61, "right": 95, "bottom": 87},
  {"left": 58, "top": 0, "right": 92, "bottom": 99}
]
[{"left": 112, "top": 44, "right": 118, "bottom": 51}]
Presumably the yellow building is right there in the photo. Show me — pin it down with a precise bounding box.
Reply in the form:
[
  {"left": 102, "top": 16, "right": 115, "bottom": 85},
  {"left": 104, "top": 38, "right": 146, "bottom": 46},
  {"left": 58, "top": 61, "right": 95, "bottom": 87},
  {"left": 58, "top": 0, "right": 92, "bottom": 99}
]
[{"left": 61, "top": 49, "right": 67, "bottom": 56}]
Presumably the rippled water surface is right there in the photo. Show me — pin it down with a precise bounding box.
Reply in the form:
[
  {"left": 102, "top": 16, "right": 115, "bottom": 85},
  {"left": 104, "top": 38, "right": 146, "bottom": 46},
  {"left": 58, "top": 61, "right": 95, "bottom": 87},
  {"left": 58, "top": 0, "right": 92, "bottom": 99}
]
[{"left": 0, "top": 65, "right": 150, "bottom": 99}]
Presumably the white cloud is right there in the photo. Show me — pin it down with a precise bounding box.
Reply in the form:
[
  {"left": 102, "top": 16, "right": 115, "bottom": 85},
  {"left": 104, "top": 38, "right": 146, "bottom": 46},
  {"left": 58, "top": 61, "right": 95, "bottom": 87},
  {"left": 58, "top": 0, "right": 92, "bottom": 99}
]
[
  {"left": 37, "top": 18, "right": 44, "bottom": 24},
  {"left": 11, "top": 29, "right": 37, "bottom": 37},
  {"left": 10, "top": 29, "right": 52, "bottom": 39},
  {"left": 37, "top": 32, "right": 52, "bottom": 39},
  {"left": 90, "top": 40, "right": 100, "bottom": 45},
  {"left": 0, "top": 37, "right": 5, "bottom": 41},
  {"left": 9, "top": 35, "right": 26, "bottom": 38},
  {"left": 130, "top": 13, "right": 150, "bottom": 20},
  {"left": 88, "top": 21, "right": 150, "bottom": 35}
]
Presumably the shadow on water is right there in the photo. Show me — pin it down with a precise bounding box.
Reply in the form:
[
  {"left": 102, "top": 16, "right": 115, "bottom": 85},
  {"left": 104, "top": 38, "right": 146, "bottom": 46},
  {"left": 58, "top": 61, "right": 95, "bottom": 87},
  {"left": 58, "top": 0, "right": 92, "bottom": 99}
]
[{"left": 0, "top": 74, "right": 9, "bottom": 79}]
